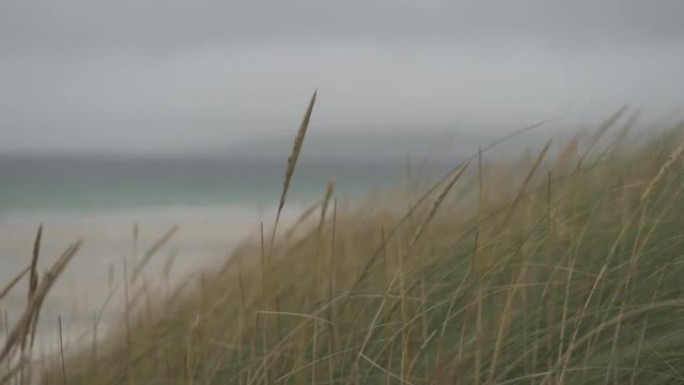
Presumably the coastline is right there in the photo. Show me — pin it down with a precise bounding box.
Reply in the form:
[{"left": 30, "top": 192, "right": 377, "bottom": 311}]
[{"left": 0, "top": 203, "right": 305, "bottom": 359}]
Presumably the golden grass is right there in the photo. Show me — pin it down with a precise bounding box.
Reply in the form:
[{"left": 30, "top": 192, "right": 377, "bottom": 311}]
[
  {"left": 1, "top": 240, "right": 81, "bottom": 385},
  {"left": 3, "top": 97, "right": 684, "bottom": 385},
  {"left": 131, "top": 224, "right": 180, "bottom": 284},
  {"left": 0, "top": 268, "right": 29, "bottom": 304},
  {"left": 272, "top": 90, "right": 318, "bottom": 247}
]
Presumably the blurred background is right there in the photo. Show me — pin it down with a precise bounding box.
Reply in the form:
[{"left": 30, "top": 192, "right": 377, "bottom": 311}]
[{"left": 1, "top": 0, "right": 683, "bottom": 357}]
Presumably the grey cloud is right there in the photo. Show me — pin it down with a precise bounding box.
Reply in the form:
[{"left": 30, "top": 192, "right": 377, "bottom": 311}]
[
  {"left": 2, "top": 0, "right": 684, "bottom": 56},
  {"left": 1, "top": 0, "right": 683, "bottom": 154}
]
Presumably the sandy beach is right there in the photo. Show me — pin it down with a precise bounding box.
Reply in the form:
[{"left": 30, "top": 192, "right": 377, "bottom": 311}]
[{"left": 0, "top": 205, "right": 299, "bottom": 358}]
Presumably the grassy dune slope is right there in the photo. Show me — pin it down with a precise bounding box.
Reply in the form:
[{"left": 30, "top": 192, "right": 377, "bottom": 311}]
[{"left": 3, "top": 100, "right": 684, "bottom": 384}]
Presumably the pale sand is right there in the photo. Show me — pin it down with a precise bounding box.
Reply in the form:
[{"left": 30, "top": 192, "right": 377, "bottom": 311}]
[{"left": 0, "top": 206, "right": 302, "bottom": 359}]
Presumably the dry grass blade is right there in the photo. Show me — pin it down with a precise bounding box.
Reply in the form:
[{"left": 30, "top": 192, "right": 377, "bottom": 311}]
[
  {"left": 315, "top": 178, "right": 336, "bottom": 298},
  {"left": 0, "top": 267, "right": 30, "bottom": 302},
  {"left": 554, "top": 134, "right": 580, "bottom": 171},
  {"left": 359, "top": 353, "right": 415, "bottom": 385},
  {"left": 641, "top": 133, "right": 684, "bottom": 204},
  {"left": 16, "top": 224, "right": 45, "bottom": 385},
  {"left": 591, "top": 105, "right": 629, "bottom": 143},
  {"left": 409, "top": 161, "right": 469, "bottom": 248},
  {"left": 131, "top": 224, "right": 179, "bottom": 283},
  {"left": 272, "top": 90, "right": 317, "bottom": 243},
  {"left": 576, "top": 105, "right": 629, "bottom": 169},
  {"left": 612, "top": 109, "right": 640, "bottom": 152},
  {"left": 28, "top": 224, "right": 42, "bottom": 300},
  {"left": 0, "top": 240, "right": 82, "bottom": 365},
  {"left": 282, "top": 200, "right": 321, "bottom": 241},
  {"left": 22, "top": 225, "right": 43, "bottom": 347},
  {"left": 58, "top": 315, "right": 67, "bottom": 384},
  {"left": 255, "top": 310, "right": 333, "bottom": 325},
  {"left": 318, "top": 178, "right": 335, "bottom": 233},
  {"left": 501, "top": 140, "right": 552, "bottom": 225},
  {"left": 523, "top": 141, "right": 552, "bottom": 185}
]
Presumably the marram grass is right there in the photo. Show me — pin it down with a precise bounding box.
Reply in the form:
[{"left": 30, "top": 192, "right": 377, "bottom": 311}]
[{"left": 3, "top": 100, "right": 684, "bottom": 385}]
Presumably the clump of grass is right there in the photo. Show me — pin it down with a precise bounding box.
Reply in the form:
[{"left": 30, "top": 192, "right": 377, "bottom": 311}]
[
  {"left": 4, "top": 99, "right": 684, "bottom": 385},
  {"left": 1, "top": 235, "right": 81, "bottom": 385}
]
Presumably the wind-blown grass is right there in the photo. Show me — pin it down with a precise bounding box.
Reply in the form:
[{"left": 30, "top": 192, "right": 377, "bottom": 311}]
[{"left": 2, "top": 99, "right": 684, "bottom": 385}]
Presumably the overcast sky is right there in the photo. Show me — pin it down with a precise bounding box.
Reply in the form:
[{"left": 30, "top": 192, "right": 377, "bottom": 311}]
[{"left": 2, "top": 0, "right": 684, "bottom": 154}]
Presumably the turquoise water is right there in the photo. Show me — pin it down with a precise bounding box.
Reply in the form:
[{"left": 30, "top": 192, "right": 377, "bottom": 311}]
[{"left": 0, "top": 156, "right": 408, "bottom": 217}]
